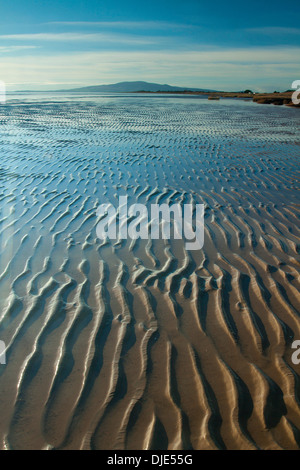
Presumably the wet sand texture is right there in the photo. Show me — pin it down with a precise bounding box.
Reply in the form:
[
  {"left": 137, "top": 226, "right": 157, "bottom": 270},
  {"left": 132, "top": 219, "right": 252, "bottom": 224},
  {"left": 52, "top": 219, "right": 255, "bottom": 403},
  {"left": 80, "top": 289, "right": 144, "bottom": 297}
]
[{"left": 0, "top": 96, "right": 299, "bottom": 449}]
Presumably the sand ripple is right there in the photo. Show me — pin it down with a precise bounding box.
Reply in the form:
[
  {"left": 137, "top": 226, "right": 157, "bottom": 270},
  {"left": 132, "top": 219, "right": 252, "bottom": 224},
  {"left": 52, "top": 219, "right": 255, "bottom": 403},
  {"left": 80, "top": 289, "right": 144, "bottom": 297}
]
[{"left": 0, "top": 95, "right": 299, "bottom": 449}]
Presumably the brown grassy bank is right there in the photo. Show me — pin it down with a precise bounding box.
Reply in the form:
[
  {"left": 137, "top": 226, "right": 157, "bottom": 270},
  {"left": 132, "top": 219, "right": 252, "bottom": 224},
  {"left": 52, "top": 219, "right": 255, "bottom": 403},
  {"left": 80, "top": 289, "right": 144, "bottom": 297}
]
[{"left": 135, "top": 90, "right": 300, "bottom": 108}]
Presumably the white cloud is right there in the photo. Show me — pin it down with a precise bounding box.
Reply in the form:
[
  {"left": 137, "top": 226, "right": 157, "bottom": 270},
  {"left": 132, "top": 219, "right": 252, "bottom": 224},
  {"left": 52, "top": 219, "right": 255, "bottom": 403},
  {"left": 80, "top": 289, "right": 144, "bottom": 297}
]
[
  {"left": 0, "top": 45, "right": 39, "bottom": 53},
  {"left": 0, "top": 32, "right": 157, "bottom": 45},
  {"left": 46, "top": 21, "right": 194, "bottom": 29},
  {"left": 1, "top": 47, "right": 299, "bottom": 91},
  {"left": 246, "top": 27, "right": 300, "bottom": 35}
]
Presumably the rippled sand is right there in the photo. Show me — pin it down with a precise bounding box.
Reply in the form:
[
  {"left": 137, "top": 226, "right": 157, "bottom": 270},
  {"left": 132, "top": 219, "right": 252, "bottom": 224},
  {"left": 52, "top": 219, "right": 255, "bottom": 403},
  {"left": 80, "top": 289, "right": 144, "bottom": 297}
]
[{"left": 0, "top": 94, "right": 299, "bottom": 450}]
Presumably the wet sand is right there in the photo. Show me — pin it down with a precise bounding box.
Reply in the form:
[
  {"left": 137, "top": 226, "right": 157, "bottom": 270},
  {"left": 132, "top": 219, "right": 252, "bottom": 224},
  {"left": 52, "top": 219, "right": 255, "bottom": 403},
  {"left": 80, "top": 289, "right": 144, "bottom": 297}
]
[{"left": 0, "top": 94, "right": 299, "bottom": 450}]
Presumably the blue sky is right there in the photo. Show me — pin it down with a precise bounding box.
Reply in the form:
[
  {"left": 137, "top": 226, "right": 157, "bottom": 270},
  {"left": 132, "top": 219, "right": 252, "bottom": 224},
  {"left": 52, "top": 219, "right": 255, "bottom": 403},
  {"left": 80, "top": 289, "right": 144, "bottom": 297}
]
[{"left": 0, "top": 0, "right": 299, "bottom": 91}]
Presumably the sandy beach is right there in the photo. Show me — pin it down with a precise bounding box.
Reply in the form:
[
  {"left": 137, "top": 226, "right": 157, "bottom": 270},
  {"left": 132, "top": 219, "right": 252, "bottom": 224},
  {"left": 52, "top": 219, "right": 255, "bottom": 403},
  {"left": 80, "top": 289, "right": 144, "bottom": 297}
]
[{"left": 0, "top": 93, "right": 299, "bottom": 450}]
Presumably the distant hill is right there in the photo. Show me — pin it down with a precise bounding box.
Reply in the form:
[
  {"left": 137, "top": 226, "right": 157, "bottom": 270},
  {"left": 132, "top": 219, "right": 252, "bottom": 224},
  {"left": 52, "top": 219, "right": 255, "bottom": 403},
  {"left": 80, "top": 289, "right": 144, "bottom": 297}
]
[{"left": 66, "top": 81, "right": 214, "bottom": 93}]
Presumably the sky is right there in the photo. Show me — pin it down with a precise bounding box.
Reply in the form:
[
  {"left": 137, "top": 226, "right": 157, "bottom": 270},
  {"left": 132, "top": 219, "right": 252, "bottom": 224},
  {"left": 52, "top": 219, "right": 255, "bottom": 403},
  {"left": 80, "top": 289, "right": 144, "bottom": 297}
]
[{"left": 0, "top": 0, "right": 299, "bottom": 91}]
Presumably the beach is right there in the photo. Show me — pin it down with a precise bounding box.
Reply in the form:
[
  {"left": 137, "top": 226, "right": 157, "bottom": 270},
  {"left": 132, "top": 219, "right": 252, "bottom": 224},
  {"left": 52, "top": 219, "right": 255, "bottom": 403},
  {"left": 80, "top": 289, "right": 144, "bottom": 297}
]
[
  {"left": 0, "top": 93, "right": 299, "bottom": 450},
  {"left": 135, "top": 90, "right": 300, "bottom": 108}
]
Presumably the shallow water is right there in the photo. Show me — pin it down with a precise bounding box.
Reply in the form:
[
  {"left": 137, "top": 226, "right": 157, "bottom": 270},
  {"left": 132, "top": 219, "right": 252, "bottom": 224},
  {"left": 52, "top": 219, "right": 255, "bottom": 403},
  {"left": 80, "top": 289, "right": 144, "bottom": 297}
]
[{"left": 0, "top": 93, "right": 299, "bottom": 449}]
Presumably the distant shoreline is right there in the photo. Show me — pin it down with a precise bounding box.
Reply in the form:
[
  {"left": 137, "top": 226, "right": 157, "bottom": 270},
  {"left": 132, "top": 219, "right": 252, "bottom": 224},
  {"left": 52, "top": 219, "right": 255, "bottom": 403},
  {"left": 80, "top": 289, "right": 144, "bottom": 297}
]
[
  {"left": 7, "top": 89, "right": 300, "bottom": 108},
  {"left": 134, "top": 90, "right": 300, "bottom": 108}
]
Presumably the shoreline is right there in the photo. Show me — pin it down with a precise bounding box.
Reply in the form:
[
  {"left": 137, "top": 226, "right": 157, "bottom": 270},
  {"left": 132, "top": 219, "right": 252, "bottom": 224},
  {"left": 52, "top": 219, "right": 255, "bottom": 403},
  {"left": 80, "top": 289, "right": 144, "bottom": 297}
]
[{"left": 134, "top": 90, "right": 300, "bottom": 108}]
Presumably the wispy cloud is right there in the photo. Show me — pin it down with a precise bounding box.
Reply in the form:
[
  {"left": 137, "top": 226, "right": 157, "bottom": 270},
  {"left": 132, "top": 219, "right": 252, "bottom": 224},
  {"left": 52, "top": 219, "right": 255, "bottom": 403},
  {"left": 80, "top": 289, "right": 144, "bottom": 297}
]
[
  {"left": 0, "top": 45, "right": 39, "bottom": 53},
  {"left": 0, "top": 32, "right": 157, "bottom": 45},
  {"left": 2, "top": 47, "right": 299, "bottom": 91},
  {"left": 247, "top": 27, "right": 300, "bottom": 35},
  {"left": 46, "top": 21, "right": 195, "bottom": 30}
]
